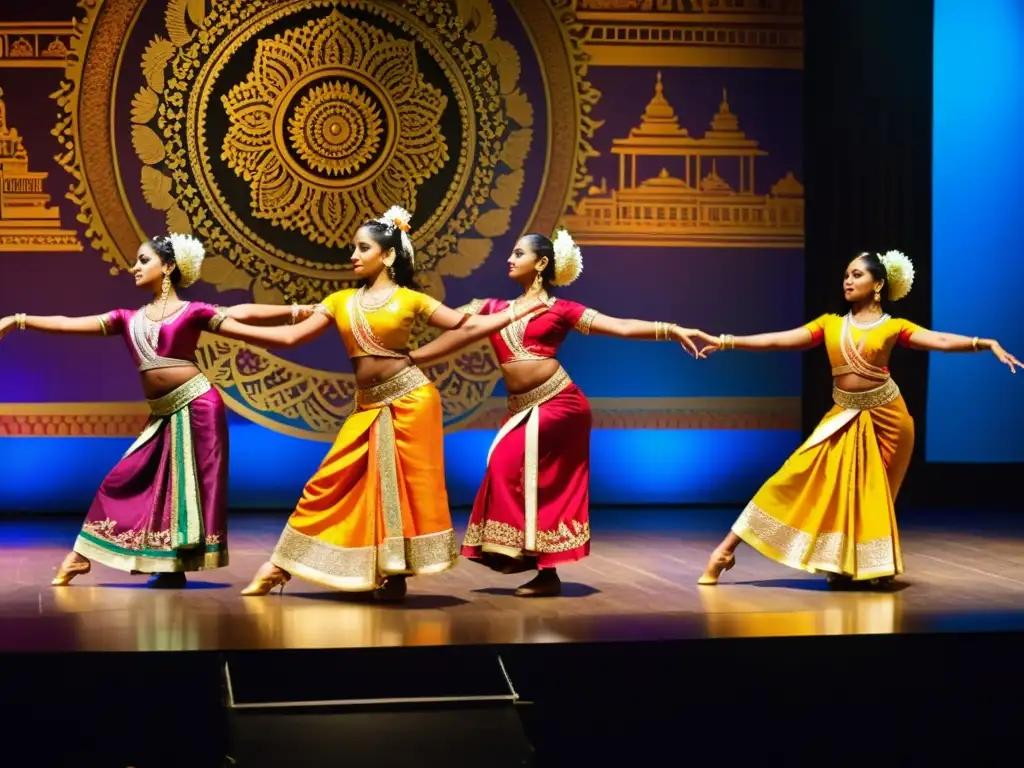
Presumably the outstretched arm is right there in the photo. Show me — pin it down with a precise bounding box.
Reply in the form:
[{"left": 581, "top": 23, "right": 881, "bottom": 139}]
[
  {"left": 215, "top": 312, "right": 331, "bottom": 349},
  {"left": 586, "top": 313, "right": 712, "bottom": 357},
  {"left": 222, "top": 303, "right": 310, "bottom": 326},
  {"left": 905, "top": 328, "right": 1021, "bottom": 373},
  {"left": 0, "top": 313, "right": 108, "bottom": 338},
  {"left": 700, "top": 327, "right": 818, "bottom": 356},
  {"left": 409, "top": 302, "right": 546, "bottom": 366}
]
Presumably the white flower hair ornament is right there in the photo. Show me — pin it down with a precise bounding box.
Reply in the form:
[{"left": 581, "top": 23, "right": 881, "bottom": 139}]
[
  {"left": 550, "top": 229, "right": 583, "bottom": 287},
  {"left": 376, "top": 205, "right": 415, "bottom": 265},
  {"left": 164, "top": 233, "right": 206, "bottom": 288},
  {"left": 878, "top": 249, "right": 914, "bottom": 301}
]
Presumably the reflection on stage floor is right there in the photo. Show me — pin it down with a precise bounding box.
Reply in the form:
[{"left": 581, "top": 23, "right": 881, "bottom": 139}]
[{"left": 2, "top": 508, "right": 1024, "bottom": 653}]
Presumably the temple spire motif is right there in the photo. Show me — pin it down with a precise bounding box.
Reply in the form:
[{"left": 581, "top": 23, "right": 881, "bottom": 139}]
[
  {"left": 631, "top": 72, "right": 689, "bottom": 138},
  {"left": 563, "top": 72, "right": 803, "bottom": 248},
  {"left": 0, "top": 88, "right": 82, "bottom": 252}
]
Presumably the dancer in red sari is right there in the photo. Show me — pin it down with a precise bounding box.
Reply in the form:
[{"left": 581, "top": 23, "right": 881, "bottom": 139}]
[{"left": 411, "top": 231, "right": 711, "bottom": 596}]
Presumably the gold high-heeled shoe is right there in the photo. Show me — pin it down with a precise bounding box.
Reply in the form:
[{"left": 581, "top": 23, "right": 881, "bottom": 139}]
[
  {"left": 51, "top": 553, "right": 91, "bottom": 586},
  {"left": 240, "top": 563, "right": 291, "bottom": 596},
  {"left": 697, "top": 551, "right": 736, "bottom": 585}
]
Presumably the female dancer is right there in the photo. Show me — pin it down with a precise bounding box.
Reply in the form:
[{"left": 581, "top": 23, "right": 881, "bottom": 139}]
[
  {"left": 0, "top": 234, "right": 304, "bottom": 587},
  {"left": 408, "top": 230, "right": 709, "bottom": 597},
  {"left": 697, "top": 250, "right": 1021, "bottom": 587},
  {"left": 213, "top": 207, "right": 548, "bottom": 599}
]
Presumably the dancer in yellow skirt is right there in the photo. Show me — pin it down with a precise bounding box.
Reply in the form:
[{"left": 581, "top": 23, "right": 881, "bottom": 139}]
[
  {"left": 697, "top": 250, "right": 1021, "bottom": 587},
  {"left": 214, "top": 207, "right": 546, "bottom": 599}
]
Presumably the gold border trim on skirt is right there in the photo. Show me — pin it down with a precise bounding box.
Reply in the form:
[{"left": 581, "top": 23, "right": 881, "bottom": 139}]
[
  {"left": 354, "top": 366, "right": 430, "bottom": 410},
  {"left": 74, "top": 535, "right": 227, "bottom": 573},
  {"left": 148, "top": 374, "right": 212, "bottom": 417},
  {"left": 272, "top": 524, "right": 458, "bottom": 591},
  {"left": 732, "top": 501, "right": 900, "bottom": 580},
  {"left": 832, "top": 378, "right": 899, "bottom": 410}
]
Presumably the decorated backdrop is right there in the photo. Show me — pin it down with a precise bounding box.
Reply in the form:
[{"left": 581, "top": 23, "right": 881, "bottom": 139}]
[{"left": 0, "top": 0, "right": 804, "bottom": 511}]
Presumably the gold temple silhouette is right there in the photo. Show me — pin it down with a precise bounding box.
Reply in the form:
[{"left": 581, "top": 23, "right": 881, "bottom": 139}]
[
  {"left": 562, "top": 73, "right": 803, "bottom": 248},
  {"left": 0, "top": 88, "right": 81, "bottom": 251}
]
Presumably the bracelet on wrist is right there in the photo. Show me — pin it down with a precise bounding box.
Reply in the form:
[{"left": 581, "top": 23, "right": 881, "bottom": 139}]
[{"left": 654, "top": 321, "right": 676, "bottom": 341}]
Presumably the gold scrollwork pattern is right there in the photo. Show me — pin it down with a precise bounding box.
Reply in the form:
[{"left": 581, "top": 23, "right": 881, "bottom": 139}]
[
  {"left": 194, "top": 332, "right": 502, "bottom": 441},
  {"left": 218, "top": 11, "right": 449, "bottom": 250},
  {"left": 52, "top": 0, "right": 599, "bottom": 436},
  {"left": 115, "top": 0, "right": 534, "bottom": 301}
]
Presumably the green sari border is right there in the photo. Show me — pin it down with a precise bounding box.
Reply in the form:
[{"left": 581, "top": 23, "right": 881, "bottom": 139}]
[{"left": 74, "top": 532, "right": 228, "bottom": 574}]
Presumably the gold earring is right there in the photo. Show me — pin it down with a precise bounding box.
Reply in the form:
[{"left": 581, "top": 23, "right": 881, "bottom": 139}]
[
  {"left": 874, "top": 290, "right": 881, "bottom": 302},
  {"left": 532, "top": 270, "right": 544, "bottom": 290},
  {"left": 160, "top": 274, "right": 171, "bottom": 300},
  {"left": 386, "top": 264, "right": 396, "bottom": 281}
]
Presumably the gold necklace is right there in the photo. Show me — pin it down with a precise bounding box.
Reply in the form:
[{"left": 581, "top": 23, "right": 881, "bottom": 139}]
[
  {"left": 146, "top": 289, "right": 176, "bottom": 348},
  {"left": 359, "top": 284, "right": 398, "bottom": 310},
  {"left": 514, "top": 289, "right": 550, "bottom": 307}
]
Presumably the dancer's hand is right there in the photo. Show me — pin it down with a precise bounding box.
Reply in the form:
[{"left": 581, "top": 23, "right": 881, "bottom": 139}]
[
  {"left": 696, "top": 334, "right": 722, "bottom": 359},
  {"left": 671, "top": 327, "right": 714, "bottom": 359},
  {"left": 0, "top": 315, "right": 13, "bottom": 342},
  {"left": 990, "top": 341, "right": 1022, "bottom": 373}
]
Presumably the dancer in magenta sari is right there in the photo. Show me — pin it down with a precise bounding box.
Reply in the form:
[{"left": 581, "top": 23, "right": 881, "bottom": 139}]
[
  {"left": 410, "top": 231, "right": 711, "bottom": 596},
  {"left": 0, "top": 234, "right": 305, "bottom": 587}
]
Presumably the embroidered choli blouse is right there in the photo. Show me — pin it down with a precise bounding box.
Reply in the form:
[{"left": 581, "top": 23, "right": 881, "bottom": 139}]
[
  {"left": 99, "top": 302, "right": 226, "bottom": 372},
  {"left": 465, "top": 297, "right": 598, "bottom": 365},
  {"left": 805, "top": 313, "right": 921, "bottom": 381},
  {"left": 317, "top": 286, "right": 442, "bottom": 359}
]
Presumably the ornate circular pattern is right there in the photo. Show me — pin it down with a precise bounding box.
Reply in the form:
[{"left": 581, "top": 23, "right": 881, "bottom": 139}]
[
  {"left": 185, "top": 2, "right": 471, "bottom": 280},
  {"left": 212, "top": 12, "right": 442, "bottom": 251},
  {"left": 288, "top": 82, "right": 382, "bottom": 177}
]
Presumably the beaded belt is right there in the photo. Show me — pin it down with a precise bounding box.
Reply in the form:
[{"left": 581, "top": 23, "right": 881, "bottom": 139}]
[
  {"left": 832, "top": 378, "right": 900, "bottom": 410},
  {"left": 507, "top": 365, "right": 572, "bottom": 416},
  {"left": 147, "top": 373, "right": 212, "bottom": 417},
  {"left": 355, "top": 365, "right": 431, "bottom": 409}
]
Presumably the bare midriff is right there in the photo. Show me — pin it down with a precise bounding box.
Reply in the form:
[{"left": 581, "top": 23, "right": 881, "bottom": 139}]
[
  {"left": 833, "top": 368, "right": 892, "bottom": 393},
  {"left": 501, "top": 357, "right": 561, "bottom": 395},
  {"left": 353, "top": 354, "right": 414, "bottom": 390},
  {"left": 140, "top": 365, "right": 203, "bottom": 400}
]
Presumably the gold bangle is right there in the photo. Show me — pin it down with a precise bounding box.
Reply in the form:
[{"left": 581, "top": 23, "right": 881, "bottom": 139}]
[
  {"left": 15, "top": 313, "right": 26, "bottom": 330},
  {"left": 972, "top": 336, "right": 980, "bottom": 351}
]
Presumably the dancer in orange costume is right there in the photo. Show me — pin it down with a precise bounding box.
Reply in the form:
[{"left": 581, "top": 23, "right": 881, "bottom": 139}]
[
  {"left": 696, "top": 250, "right": 1020, "bottom": 587},
  {"left": 213, "top": 207, "right": 546, "bottom": 599}
]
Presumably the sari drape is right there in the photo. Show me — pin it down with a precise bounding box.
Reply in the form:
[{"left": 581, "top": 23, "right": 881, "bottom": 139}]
[{"left": 271, "top": 366, "right": 458, "bottom": 590}]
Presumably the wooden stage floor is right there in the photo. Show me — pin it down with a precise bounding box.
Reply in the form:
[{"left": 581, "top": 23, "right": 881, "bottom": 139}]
[{"left": 2, "top": 508, "right": 1024, "bottom": 654}]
